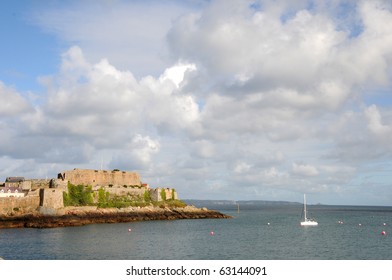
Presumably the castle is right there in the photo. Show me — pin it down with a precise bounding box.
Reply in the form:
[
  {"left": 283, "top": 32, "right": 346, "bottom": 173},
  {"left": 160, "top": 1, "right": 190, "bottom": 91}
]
[
  {"left": 56, "top": 169, "right": 141, "bottom": 187},
  {"left": 0, "top": 168, "right": 178, "bottom": 215}
]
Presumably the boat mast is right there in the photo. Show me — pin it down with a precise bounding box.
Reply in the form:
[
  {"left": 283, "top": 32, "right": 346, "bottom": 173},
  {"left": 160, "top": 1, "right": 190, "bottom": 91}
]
[{"left": 303, "top": 194, "right": 307, "bottom": 221}]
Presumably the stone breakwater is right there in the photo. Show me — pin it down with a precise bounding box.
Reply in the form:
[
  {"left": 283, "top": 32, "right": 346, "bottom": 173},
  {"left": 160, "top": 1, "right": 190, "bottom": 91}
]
[{"left": 0, "top": 206, "right": 231, "bottom": 229}]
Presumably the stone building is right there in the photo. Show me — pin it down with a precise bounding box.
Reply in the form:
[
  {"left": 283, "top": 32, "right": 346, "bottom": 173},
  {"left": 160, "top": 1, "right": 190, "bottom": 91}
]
[{"left": 5, "top": 177, "right": 31, "bottom": 190}]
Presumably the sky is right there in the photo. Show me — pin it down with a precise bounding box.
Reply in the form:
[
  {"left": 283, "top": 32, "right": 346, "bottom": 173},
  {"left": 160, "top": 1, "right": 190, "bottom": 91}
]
[{"left": 1, "top": 0, "right": 392, "bottom": 206}]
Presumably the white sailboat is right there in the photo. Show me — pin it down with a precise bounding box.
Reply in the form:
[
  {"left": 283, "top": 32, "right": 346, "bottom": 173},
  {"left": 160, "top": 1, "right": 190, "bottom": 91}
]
[{"left": 300, "top": 194, "right": 318, "bottom": 226}]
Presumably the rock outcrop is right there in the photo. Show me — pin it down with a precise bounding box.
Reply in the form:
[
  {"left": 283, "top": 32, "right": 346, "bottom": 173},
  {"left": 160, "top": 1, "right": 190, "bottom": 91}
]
[{"left": 0, "top": 205, "right": 231, "bottom": 229}]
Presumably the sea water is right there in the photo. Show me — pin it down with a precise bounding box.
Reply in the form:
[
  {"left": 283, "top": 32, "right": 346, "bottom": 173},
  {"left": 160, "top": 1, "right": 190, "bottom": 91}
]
[{"left": 0, "top": 205, "right": 391, "bottom": 260}]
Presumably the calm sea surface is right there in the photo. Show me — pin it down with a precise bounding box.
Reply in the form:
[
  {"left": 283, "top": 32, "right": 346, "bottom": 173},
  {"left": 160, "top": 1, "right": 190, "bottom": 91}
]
[{"left": 1, "top": 205, "right": 392, "bottom": 260}]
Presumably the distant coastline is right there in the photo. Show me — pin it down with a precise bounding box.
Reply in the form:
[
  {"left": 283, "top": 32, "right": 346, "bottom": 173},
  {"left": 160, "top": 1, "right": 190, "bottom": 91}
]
[
  {"left": 184, "top": 199, "right": 302, "bottom": 210},
  {"left": 184, "top": 199, "right": 392, "bottom": 210}
]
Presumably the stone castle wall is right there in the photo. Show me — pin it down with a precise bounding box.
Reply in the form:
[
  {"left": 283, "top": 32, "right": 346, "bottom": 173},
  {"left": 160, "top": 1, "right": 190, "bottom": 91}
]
[
  {"left": 30, "top": 179, "right": 51, "bottom": 190},
  {"left": 90, "top": 187, "right": 146, "bottom": 204},
  {"left": 150, "top": 188, "right": 178, "bottom": 202},
  {"left": 59, "top": 169, "right": 141, "bottom": 187},
  {"left": 0, "top": 196, "right": 40, "bottom": 215},
  {"left": 40, "top": 188, "right": 64, "bottom": 209},
  {"left": 50, "top": 179, "right": 68, "bottom": 189},
  {"left": 102, "top": 186, "right": 146, "bottom": 198}
]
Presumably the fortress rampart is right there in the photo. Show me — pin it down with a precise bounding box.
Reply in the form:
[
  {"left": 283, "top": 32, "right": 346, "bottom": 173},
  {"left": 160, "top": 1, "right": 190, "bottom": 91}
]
[
  {"left": 0, "top": 196, "right": 40, "bottom": 215},
  {"left": 58, "top": 169, "right": 141, "bottom": 187}
]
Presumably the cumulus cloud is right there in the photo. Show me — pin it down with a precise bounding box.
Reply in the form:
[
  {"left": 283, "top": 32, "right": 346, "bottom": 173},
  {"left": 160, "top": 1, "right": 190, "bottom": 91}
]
[
  {"left": 159, "top": 63, "right": 197, "bottom": 88},
  {"left": 168, "top": 0, "right": 392, "bottom": 109},
  {"left": 365, "top": 104, "right": 392, "bottom": 136},
  {"left": 325, "top": 104, "right": 392, "bottom": 163},
  {"left": 1, "top": 46, "right": 200, "bottom": 169},
  {"left": 168, "top": 2, "right": 346, "bottom": 90},
  {"left": 165, "top": 0, "right": 392, "bottom": 203},
  {"left": 0, "top": 82, "right": 32, "bottom": 116},
  {"left": 110, "top": 134, "right": 160, "bottom": 170}
]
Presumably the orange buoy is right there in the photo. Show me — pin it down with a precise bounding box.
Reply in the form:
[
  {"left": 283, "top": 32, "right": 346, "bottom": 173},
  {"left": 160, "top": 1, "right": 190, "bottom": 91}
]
[
  {"left": 381, "top": 230, "right": 386, "bottom": 235},
  {"left": 210, "top": 231, "right": 215, "bottom": 236},
  {"left": 128, "top": 228, "right": 132, "bottom": 232}
]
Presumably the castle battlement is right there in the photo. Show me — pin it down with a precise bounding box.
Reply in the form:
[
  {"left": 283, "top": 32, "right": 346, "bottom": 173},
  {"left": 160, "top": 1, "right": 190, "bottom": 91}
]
[{"left": 57, "top": 168, "right": 141, "bottom": 187}]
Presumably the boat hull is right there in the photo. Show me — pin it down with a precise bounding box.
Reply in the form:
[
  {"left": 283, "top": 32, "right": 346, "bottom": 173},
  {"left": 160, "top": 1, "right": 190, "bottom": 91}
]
[{"left": 300, "top": 220, "right": 318, "bottom": 226}]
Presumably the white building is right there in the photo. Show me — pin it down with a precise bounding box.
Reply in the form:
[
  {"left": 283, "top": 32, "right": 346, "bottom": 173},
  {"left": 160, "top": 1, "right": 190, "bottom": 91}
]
[{"left": 0, "top": 187, "right": 25, "bottom": 198}]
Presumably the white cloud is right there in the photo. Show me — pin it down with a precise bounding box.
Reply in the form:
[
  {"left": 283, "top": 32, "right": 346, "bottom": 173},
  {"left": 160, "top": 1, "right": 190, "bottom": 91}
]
[
  {"left": 0, "top": 46, "right": 201, "bottom": 168},
  {"left": 234, "top": 162, "right": 252, "bottom": 173},
  {"left": 292, "top": 162, "right": 319, "bottom": 177},
  {"left": 159, "top": 63, "right": 197, "bottom": 88},
  {"left": 168, "top": 2, "right": 348, "bottom": 92},
  {"left": 110, "top": 134, "right": 160, "bottom": 170},
  {"left": 365, "top": 104, "right": 391, "bottom": 136},
  {"left": 0, "top": 82, "right": 32, "bottom": 116},
  {"left": 47, "top": 46, "right": 200, "bottom": 137},
  {"left": 191, "top": 140, "right": 216, "bottom": 159},
  {"left": 131, "top": 134, "right": 160, "bottom": 162}
]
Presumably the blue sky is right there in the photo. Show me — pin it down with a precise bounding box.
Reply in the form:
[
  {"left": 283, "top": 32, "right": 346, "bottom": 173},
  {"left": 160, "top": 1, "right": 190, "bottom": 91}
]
[
  {"left": 1, "top": 0, "right": 392, "bottom": 206},
  {"left": 0, "top": 1, "right": 59, "bottom": 92}
]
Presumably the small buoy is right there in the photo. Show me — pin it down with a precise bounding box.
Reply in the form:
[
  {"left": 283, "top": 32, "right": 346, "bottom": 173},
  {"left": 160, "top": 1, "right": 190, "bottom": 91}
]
[
  {"left": 358, "top": 223, "right": 362, "bottom": 226},
  {"left": 210, "top": 231, "right": 215, "bottom": 236},
  {"left": 267, "top": 222, "right": 270, "bottom": 226},
  {"left": 381, "top": 231, "right": 386, "bottom": 236},
  {"left": 383, "top": 223, "right": 387, "bottom": 226},
  {"left": 128, "top": 228, "right": 132, "bottom": 232}
]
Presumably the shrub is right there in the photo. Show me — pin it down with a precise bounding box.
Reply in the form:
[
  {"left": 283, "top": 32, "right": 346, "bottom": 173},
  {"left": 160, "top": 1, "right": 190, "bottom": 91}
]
[
  {"left": 165, "top": 199, "right": 187, "bottom": 208},
  {"left": 152, "top": 199, "right": 187, "bottom": 208},
  {"left": 97, "top": 188, "right": 109, "bottom": 207},
  {"left": 160, "top": 189, "right": 166, "bottom": 201},
  {"left": 63, "top": 191, "right": 70, "bottom": 206},
  {"left": 144, "top": 190, "right": 151, "bottom": 202},
  {"left": 64, "top": 182, "right": 93, "bottom": 206}
]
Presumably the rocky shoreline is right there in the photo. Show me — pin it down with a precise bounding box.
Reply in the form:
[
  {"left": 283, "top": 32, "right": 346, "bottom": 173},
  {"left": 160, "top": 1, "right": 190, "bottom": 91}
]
[{"left": 0, "top": 205, "right": 231, "bottom": 229}]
